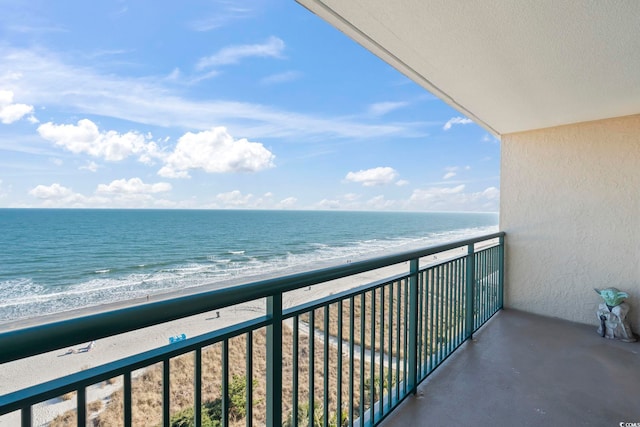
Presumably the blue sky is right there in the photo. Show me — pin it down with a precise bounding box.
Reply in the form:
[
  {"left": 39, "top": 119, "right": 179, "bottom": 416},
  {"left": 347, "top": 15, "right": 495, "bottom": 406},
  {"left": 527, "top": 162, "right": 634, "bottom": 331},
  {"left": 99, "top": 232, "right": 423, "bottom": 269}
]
[{"left": 0, "top": 0, "right": 500, "bottom": 211}]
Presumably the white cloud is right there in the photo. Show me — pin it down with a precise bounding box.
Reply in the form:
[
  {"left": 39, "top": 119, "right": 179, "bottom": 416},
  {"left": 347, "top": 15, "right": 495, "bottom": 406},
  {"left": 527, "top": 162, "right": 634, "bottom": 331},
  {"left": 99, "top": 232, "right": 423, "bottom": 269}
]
[
  {"left": 366, "top": 195, "right": 396, "bottom": 210},
  {"left": 367, "top": 101, "right": 409, "bottom": 116},
  {"left": 0, "top": 89, "right": 34, "bottom": 123},
  {"left": 27, "top": 183, "right": 95, "bottom": 207},
  {"left": 190, "top": 6, "right": 254, "bottom": 31},
  {"left": 216, "top": 190, "right": 254, "bottom": 207},
  {"left": 96, "top": 178, "right": 172, "bottom": 195},
  {"left": 316, "top": 199, "right": 341, "bottom": 209},
  {"left": 482, "top": 134, "right": 499, "bottom": 143},
  {"left": 409, "top": 185, "right": 499, "bottom": 211},
  {"left": 252, "top": 192, "right": 274, "bottom": 207},
  {"left": 442, "top": 166, "right": 459, "bottom": 180},
  {"left": 311, "top": 194, "right": 400, "bottom": 211},
  {"left": 86, "top": 49, "right": 131, "bottom": 59},
  {"left": 29, "top": 183, "right": 73, "bottom": 199},
  {"left": 186, "top": 70, "right": 220, "bottom": 85},
  {"left": 156, "top": 167, "right": 189, "bottom": 179},
  {"left": 0, "top": 47, "right": 429, "bottom": 141},
  {"left": 196, "top": 36, "right": 285, "bottom": 70},
  {"left": 441, "top": 185, "right": 465, "bottom": 194},
  {"left": 345, "top": 167, "right": 398, "bottom": 187},
  {"left": 395, "top": 179, "right": 409, "bottom": 186},
  {"left": 158, "top": 127, "right": 275, "bottom": 178},
  {"left": 277, "top": 196, "right": 297, "bottom": 209},
  {"left": 209, "top": 190, "right": 296, "bottom": 209},
  {"left": 443, "top": 116, "right": 473, "bottom": 130},
  {"left": 80, "top": 161, "right": 99, "bottom": 172},
  {"left": 481, "top": 186, "right": 500, "bottom": 200},
  {"left": 409, "top": 185, "right": 465, "bottom": 204},
  {"left": 27, "top": 181, "right": 175, "bottom": 208},
  {"left": 260, "top": 70, "right": 301, "bottom": 85},
  {"left": 37, "top": 119, "right": 162, "bottom": 162},
  {"left": 166, "top": 68, "right": 181, "bottom": 81},
  {"left": 0, "top": 179, "right": 8, "bottom": 199},
  {"left": 343, "top": 193, "right": 360, "bottom": 202}
]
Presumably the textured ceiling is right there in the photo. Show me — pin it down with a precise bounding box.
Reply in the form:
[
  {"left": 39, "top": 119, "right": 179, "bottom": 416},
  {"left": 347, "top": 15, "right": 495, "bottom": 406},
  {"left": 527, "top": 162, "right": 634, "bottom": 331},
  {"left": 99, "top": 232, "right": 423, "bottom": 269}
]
[{"left": 297, "top": 0, "right": 640, "bottom": 135}]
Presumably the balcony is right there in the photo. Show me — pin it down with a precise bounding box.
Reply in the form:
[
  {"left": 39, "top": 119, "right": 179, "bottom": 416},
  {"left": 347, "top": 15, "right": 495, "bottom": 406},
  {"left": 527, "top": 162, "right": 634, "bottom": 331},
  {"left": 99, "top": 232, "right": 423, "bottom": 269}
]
[
  {"left": 2, "top": 231, "right": 639, "bottom": 426},
  {"left": 381, "top": 309, "right": 640, "bottom": 427},
  {"left": 2, "top": 233, "right": 504, "bottom": 426}
]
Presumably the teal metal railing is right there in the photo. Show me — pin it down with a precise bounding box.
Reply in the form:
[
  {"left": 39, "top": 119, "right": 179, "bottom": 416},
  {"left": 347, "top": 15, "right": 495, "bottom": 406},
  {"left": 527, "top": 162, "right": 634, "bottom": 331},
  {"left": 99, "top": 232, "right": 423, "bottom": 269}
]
[{"left": 0, "top": 232, "right": 504, "bottom": 427}]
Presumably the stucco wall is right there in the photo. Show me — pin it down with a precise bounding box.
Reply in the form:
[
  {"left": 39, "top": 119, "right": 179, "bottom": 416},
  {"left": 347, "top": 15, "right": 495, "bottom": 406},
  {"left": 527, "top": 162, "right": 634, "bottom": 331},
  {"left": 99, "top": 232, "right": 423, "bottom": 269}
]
[{"left": 500, "top": 114, "right": 640, "bottom": 334}]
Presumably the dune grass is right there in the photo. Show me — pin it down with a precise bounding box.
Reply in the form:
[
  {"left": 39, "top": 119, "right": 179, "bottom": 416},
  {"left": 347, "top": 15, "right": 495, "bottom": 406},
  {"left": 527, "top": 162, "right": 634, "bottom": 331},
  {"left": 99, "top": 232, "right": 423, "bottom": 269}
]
[
  {"left": 50, "top": 314, "right": 390, "bottom": 427},
  {"left": 305, "top": 268, "right": 467, "bottom": 359},
  {"left": 49, "top": 265, "right": 471, "bottom": 427}
]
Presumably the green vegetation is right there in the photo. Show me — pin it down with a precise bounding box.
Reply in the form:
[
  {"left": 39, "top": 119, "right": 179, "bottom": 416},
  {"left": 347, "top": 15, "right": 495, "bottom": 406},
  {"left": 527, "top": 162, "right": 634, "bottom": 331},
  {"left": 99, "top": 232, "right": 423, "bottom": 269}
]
[
  {"left": 50, "top": 322, "right": 377, "bottom": 427},
  {"left": 283, "top": 401, "right": 348, "bottom": 427},
  {"left": 168, "top": 375, "right": 252, "bottom": 427}
]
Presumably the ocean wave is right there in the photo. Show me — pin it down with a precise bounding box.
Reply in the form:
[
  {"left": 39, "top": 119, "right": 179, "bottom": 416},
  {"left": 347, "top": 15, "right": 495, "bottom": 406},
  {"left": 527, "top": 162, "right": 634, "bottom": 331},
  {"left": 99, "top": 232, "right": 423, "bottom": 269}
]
[
  {"left": 0, "top": 278, "right": 46, "bottom": 301},
  {"left": 0, "top": 224, "right": 498, "bottom": 323}
]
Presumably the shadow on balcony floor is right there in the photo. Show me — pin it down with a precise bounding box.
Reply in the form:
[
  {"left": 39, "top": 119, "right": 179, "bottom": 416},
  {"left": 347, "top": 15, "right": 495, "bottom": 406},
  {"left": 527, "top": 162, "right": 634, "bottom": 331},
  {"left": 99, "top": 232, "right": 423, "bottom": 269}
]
[{"left": 381, "top": 309, "right": 640, "bottom": 427}]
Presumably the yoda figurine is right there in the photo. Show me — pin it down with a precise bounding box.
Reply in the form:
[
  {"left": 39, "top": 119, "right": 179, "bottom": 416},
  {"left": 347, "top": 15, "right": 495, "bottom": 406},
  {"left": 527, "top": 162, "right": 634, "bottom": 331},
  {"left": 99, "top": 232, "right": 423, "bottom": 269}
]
[{"left": 594, "top": 288, "right": 636, "bottom": 342}]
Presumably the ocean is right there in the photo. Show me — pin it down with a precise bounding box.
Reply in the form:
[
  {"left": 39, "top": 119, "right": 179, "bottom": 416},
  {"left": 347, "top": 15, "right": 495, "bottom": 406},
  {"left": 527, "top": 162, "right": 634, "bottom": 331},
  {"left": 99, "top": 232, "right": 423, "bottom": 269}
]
[{"left": 0, "top": 209, "right": 498, "bottom": 324}]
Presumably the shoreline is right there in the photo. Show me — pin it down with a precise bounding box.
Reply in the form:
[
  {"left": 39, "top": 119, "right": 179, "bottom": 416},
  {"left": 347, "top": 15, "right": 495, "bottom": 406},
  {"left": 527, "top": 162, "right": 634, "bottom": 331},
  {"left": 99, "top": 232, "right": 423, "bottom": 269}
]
[
  {"left": 0, "top": 250, "right": 332, "bottom": 328},
  {"left": 0, "top": 230, "right": 497, "bottom": 332},
  {"left": 0, "top": 252, "right": 374, "bottom": 332}
]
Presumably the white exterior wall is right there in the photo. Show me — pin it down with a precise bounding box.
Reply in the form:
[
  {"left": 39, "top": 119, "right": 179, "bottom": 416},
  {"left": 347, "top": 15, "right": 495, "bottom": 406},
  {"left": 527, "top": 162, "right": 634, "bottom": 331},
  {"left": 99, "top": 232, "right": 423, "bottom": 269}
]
[{"left": 501, "top": 114, "right": 640, "bottom": 333}]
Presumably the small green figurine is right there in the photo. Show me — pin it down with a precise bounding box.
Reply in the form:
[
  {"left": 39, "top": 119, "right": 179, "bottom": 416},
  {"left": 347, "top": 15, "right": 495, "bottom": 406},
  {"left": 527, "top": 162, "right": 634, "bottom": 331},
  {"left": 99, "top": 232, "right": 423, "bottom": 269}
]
[
  {"left": 595, "top": 287, "right": 636, "bottom": 342},
  {"left": 594, "top": 288, "right": 628, "bottom": 307}
]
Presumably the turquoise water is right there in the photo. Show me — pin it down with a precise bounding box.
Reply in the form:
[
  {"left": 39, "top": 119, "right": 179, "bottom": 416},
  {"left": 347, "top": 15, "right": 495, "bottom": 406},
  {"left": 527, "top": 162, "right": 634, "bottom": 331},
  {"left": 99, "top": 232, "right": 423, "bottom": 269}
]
[{"left": 0, "top": 209, "right": 498, "bottom": 323}]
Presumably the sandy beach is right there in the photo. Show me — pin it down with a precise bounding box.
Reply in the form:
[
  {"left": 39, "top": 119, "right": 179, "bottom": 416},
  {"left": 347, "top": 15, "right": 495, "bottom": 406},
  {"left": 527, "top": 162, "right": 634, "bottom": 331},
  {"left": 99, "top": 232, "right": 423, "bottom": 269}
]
[{"left": 0, "top": 246, "right": 473, "bottom": 426}]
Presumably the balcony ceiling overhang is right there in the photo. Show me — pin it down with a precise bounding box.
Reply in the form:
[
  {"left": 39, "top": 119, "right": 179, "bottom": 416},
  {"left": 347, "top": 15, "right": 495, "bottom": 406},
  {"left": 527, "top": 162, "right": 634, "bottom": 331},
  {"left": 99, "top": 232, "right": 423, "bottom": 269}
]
[{"left": 297, "top": 0, "right": 640, "bottom": 136}]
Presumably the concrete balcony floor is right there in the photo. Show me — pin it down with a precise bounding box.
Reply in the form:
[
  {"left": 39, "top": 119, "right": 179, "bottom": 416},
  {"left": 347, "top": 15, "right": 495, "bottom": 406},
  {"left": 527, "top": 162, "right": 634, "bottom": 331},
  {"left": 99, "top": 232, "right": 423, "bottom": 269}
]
[{"left": 382, "top": 309, "right": 640, "bottom": 427}]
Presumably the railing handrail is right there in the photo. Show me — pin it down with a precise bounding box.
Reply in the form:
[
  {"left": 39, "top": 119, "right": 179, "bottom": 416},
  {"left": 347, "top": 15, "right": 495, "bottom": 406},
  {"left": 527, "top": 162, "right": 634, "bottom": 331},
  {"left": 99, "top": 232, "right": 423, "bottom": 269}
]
[{"left": 0, "top": 231, "right": 504, "bottom": 364}]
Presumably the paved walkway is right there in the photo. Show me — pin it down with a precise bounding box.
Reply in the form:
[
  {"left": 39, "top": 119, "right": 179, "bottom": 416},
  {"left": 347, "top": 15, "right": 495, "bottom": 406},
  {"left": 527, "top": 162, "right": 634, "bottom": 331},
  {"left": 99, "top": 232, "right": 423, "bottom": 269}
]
[{"left": 285, "top": 318, "right": 402, "bottom": 369}]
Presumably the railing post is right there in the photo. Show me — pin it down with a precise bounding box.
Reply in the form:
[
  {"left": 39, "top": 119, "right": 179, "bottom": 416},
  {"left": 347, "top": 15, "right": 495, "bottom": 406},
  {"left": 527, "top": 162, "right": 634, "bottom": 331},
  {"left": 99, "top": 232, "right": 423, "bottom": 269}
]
[
  {"left": 124, "top": 372, "right": 132, "bottom": 427},
  {"left": 21, "top": 407, "right": 30, "bottom": 427},
  {"left": 408, "top": 258, "right": 419, "bottom": 394},
  {"left": 77, "top": 387, "right": 86, "bottom": 427},
  {"left": 266, "top": 292, "right": 283, "bottom": 427},
  {"left": 465, "top": 244, "right": 475, "bottom": 339},
  {"left": 163, "top": 359, "right": 170, "bottom": 427},
  {"left": 498, "top": 235, "right": 505, "bottom": 309},
  {"left": 194, "top": 350, "right": 201, "bottom": 427}
]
